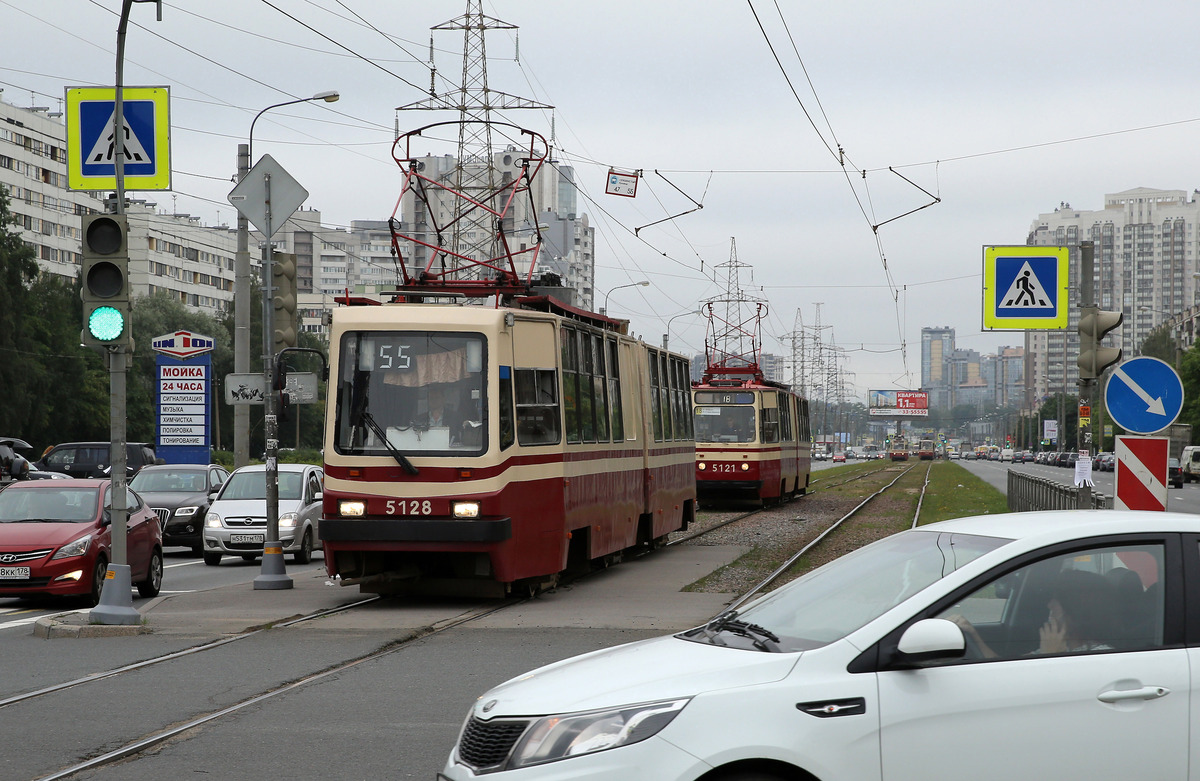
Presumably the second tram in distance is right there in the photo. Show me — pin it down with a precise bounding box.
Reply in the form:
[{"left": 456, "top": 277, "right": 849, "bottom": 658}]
[{"left": 692, "top": 376, "right": 812, "bottom": 504}]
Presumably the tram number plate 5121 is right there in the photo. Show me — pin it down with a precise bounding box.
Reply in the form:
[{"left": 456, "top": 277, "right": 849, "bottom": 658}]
[
  {"left": 385, "top": 499, "right": 432, "bottom": 515},
  {"left": 710, "top": 464, "right": 739, "bottom": 474}
]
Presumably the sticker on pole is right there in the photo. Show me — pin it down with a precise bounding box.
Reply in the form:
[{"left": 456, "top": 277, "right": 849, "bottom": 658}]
[{"left": 982, "top": 245, "right": 1069, "bottom": 330}]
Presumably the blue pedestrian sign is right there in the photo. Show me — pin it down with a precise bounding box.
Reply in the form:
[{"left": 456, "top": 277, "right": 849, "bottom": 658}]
[
  {"left": 982, "top": 245, "right": 1069, "bottom": 330},
  {"left": 65, "top": 86, "right": 171, "bottom": 191},
  {"left": 1104, "top": 356, "right": 1185, "bottom": 434}
]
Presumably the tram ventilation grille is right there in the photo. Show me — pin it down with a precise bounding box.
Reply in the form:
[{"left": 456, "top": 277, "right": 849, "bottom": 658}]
[{"left": 458, "top": 716, "right": 530, "bottom": 770}]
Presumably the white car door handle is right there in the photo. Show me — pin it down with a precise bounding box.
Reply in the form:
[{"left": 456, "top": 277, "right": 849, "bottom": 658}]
[{"left": 1098, "top": 686, "right": 1170, "bottom": 703}]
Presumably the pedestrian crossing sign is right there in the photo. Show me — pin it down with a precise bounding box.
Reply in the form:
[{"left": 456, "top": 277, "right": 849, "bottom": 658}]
[
  {"left": 65, "top": 86, "right": 171, "bottom": 191},
  {"left": 982, "top": 245, "right": 1069, "bottom": 330}
]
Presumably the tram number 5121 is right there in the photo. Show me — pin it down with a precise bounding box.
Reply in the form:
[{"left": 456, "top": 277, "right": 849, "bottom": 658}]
[{"left": 385, "top": 499, "right": 432, "bottom": 515}]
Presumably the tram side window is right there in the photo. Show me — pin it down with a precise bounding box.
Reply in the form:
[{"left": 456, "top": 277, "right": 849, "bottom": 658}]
[
  {"left": 561, "top": 327, "right": 581, "bottom": 444},
  {"left": 780, "top": 392, "right": 794, "bottom": 441},
  {"left": 660, "top": 353, "right": 674, "bottom": 441},
  {"left": 515, "top": 368, "right": 561, "bottom": 446},
  {"left": 499, "top": 369, "right": 515, "bottom": 450},
  {"left": 608, "top": 339, "right": 624, "bottom": 441},
  {"left": 761, "top": 403, "right": 780, "bottom": 443},
  {"left": 678, "top": 359, "right": 693, "bottom": 439},
  {"left": 648, "top": 352, "right": 664, "bottom": 442},
  {"left": 670, "top": 358, "right": 685, "bottom": 441},
  {"left": 592, "top": 334, "right": 610, "bottom": 443}
]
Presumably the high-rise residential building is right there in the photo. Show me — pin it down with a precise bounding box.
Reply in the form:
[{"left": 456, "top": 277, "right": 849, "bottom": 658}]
[
  {"left": 1026, "top": 187, "right": 1200, "bottom": 402},
  {"left": 920, "top": 325, "right": 1024, "bottom": 412},
  {"left": 921, "top": 327, "right": 956, "bottom": 407}
]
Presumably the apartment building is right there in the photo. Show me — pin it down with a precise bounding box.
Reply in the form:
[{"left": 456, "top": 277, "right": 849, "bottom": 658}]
[
  {"left": 1026, "top": 187, "right": 1200, "bottom": 399},
  {"left": 1, "top": 98, "right": 236, "bottom": 315}
]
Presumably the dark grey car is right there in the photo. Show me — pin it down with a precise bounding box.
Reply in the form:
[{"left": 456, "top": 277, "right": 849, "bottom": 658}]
[
  {"left": 35, "top": 441, "right": 161, "bottom": 479},
  {"left": 129, "top": 464, "right": 230, "bottom": 553}
]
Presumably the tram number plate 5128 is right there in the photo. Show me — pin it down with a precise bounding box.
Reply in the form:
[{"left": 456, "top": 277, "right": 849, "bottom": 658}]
[{"left": 385, "top": 499, "right": 432, "bottom": 515}]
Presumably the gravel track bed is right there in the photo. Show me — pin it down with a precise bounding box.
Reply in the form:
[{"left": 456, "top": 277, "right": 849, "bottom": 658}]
[{"left": 677, "top": 465, "right": 925, "bottom": 597}]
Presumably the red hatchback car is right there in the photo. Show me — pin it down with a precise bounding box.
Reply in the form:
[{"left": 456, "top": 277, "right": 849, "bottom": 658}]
[{"left": 0, "top": 479, "right": 163, "bottom": 605}]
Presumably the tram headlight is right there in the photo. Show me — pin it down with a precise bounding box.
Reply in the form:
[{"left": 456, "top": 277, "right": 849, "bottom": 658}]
[
  {"left": 741, "top": 463, "right": 750, "bottom": 471},
  {"left": 452, "top": 501, "right": 480, "bottom": 519},
  {"left": 697, "top": 462, "right": 707, "bottom": 471},
  {"left": 340, "top": 500, "right": 366, "bottom": 517}
]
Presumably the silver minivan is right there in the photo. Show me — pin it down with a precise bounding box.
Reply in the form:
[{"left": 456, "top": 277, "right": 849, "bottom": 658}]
[{"left": 201, "top": 463, "right": 323, "bottom": 565}]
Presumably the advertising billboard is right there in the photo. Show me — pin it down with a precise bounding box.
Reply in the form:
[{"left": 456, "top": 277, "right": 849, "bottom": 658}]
[{"left": 869, "top": 389, "right": 929, "bottom": 417}]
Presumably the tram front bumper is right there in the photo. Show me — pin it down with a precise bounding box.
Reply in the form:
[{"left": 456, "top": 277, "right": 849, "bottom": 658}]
[{"left": 320, "top": 516, "right": 512, "bottom": 543}]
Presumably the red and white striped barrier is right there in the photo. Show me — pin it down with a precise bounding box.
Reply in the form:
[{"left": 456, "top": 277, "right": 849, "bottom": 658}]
[{"left": 1114, "top": 436, "right": 1168, "bottom": 511}]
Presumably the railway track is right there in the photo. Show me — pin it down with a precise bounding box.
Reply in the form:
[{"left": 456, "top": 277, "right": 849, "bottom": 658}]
[
  {"left": 13, "top": 461, "right": 934, "bottom": 781},
  {"left": 675, "top": 460, "right": 936, "bottom": 598}
]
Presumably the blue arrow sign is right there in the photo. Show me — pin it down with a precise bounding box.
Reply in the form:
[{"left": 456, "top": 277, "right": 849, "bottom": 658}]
[{"left": 1104, "top": 356, "right": 1185, "bottom": 434}]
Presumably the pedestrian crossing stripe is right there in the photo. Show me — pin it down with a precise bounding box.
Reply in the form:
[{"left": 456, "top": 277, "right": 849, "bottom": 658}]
[
  {"left": 982, "top": 245, "right": 1069, "bottom": 330},
  {"left": 65, "top": 86, "right": 171, "bottom": 192}
]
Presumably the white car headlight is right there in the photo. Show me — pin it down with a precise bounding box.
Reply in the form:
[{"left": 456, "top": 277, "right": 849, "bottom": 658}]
[
  {"left": 206, "top": 513, "right": 223, "bottom": 528},
  {"left": 279, "top": 511, "right": 298, "bottom": 529},
  {"left": 507, "top": 698, "right": 689, "bottom": 769},
  {"left": 51, "top": 535, "right": 93, "bottom": 560},
  {"left": 175, "top": 505, "right": 199, "bottom": 517}
]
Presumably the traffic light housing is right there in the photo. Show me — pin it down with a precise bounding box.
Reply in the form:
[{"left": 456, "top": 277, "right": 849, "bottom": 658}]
[
  {"left": 1077, "top": 306, "right": 1123, "bottom": 380},
  {"left": 272, "top": 252, "right": 298, "bottom": 355},
  {"left": 80, "top": 214, "right": 132, "bottom": 349}
]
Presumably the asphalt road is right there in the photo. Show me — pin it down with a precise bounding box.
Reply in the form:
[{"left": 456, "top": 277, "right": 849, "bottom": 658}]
[{"left": 955, "top": 456, "right": 1200, "bottom": 514}]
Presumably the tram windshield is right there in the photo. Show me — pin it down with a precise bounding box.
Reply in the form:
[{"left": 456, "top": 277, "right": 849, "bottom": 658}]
[
  {"left": 694, "top": 405, "right": 757, "bottom": 444},
  {"left": 334, "top": 331, "right": 486, "bottom": 456}
]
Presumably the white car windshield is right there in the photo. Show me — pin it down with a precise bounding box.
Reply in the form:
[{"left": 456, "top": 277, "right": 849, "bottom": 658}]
[{"left": 683, "top": 530, "right": 1010, "bottom": 652}]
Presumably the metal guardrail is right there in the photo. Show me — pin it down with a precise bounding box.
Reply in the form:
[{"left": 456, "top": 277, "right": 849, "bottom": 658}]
[{"left": 1007, "top": 470, "right": 1113, "bottom": 511}]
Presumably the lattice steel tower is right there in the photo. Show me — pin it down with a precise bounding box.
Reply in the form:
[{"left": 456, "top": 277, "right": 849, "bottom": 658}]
[{"left": 397, "top": 1, "right": 551, "bottom": 278}]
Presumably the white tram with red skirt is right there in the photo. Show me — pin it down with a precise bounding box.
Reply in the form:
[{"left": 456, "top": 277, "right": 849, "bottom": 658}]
[
  {"left": 691, "top": 302, "right": 812, "bottom": 504},
  {"left": 318, "top": 120, "right": 694, "bottom": 596}
]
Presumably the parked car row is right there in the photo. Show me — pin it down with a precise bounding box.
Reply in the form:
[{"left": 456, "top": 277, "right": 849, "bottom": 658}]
[{"left": 0, "top": 458, "right": 324, "bottom": 606}]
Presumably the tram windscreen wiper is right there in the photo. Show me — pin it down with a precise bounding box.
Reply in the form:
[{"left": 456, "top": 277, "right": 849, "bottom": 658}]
[{"left": 358, "top": 411, "right": 419, "bottom": 475}]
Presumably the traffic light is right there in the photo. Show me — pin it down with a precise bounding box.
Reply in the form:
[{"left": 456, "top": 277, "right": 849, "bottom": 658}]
[
  {"left": 80, "top": 213, "right": 131, "bottom": 349},
  {"left": 1077, "top": 306, "right": 1124, "bottom": 380},
  {"left": 272, "top": 252, "right": 298, "bottom": 355}
]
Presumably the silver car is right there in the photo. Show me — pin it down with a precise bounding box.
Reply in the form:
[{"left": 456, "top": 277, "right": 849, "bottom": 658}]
[{"left": 201, "top": 464, "right": 323, "bottom": 566}]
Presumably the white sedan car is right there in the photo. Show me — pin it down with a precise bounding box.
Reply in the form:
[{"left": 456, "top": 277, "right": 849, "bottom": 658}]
[{"left": 439, "top": 510, "right": 1191, "bottom": 780}]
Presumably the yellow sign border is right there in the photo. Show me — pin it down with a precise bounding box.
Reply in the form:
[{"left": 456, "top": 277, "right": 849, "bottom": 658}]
[
  {"left": 65, "top": 86, "right": 171, "bottom": 191},
  {"left": 982, "top": 245, "right": 1069, "bottom": 330}
]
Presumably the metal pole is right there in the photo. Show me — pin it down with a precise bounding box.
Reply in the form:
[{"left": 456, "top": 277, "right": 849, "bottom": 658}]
[
  {"left": 1077, "top": 241, "right": 1095, "bottom": 508},
  {"left": 91, "top": 0, "right": 140, "bottom": 625},
  {"left": 234, "top": 143, "right": 251, "bottom": 468},
  {"left": 254, "top": 171, "right": 290, "bottom": 589}
]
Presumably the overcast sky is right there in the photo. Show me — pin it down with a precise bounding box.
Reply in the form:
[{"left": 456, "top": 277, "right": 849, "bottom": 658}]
[{"left": 8, "top": 0, "right": 1200, "bottom": 400}]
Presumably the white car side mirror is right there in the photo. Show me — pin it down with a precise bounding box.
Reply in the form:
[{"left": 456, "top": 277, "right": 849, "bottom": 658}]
[{"left": 897, "top": 618, "right": 966, "bottom": 658}]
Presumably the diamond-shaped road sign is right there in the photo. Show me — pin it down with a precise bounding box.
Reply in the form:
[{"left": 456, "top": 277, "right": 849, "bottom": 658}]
[{"left": 227, "top": 154, "right": 308, "bottom": 239}]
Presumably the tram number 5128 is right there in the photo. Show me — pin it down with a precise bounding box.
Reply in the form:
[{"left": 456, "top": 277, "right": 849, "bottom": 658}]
[{"left": 385, "top": 499, "right": 432, "bottom": 515}]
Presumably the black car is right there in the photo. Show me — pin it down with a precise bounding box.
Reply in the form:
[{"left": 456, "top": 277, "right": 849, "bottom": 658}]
[
  {"left": 129, "top": 464, "right": 230, "bottom": 553},
  {"left": 35, "top": 441, "right": 161, "bottom": 479},
  {"left": 1169, "top": 458, "right": 1184, "bottom": 488}
]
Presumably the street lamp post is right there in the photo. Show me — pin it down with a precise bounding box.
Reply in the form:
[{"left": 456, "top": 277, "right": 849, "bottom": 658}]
[
  {"left": 243, "top": 90, "right": 338, "bottom": 591},
  {"left": 663, "top": 307, "right": 702, "bottom": 350},
  {"left": 600, "top": 280, "right": 650, "bottom": 316}
]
